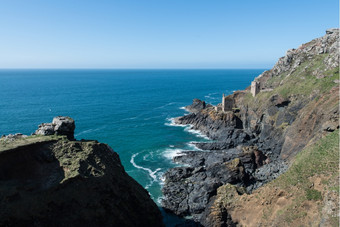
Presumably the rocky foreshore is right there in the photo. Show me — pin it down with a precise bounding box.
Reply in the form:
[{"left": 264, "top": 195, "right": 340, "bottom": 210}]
[
  {"left": 0, "top": 117, "right": 164, "bottom": 227},
  {"left": 162, "top": 102, "right": 288, "bottom": 223},
  {"left": 161, "top": 29, "right": 339, "bottom": 226}
]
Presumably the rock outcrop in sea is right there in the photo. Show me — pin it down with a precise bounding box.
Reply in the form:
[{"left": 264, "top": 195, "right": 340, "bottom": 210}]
[
  {"left": 0, "top": 117, "right": 164, "bottom": 227},
  {"left": 162, "top": 29, "right": 339, "bottom": 226}
]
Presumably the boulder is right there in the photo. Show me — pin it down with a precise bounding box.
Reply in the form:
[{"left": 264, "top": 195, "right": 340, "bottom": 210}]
[{"left": 34, "top": 116, "right": 75, "bottom": 140}]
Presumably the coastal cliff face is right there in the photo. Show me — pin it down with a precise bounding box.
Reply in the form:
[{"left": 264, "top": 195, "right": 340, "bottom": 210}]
[
  {"left": 162, "top": 29, "right": 339, "bottom": 226},
  {"left": 0, "top": 117, "right": 164, "bottom": 227}
]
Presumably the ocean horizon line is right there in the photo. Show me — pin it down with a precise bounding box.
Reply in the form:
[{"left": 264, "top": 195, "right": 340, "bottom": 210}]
[{"left": 0, "top": 68, "right": 268, "bottom": 71}]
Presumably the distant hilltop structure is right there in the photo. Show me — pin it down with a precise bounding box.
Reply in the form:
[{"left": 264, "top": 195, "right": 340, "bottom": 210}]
[
  {"left": 215, "top": 94, "right": 235, "bottom": 112},
  {"left": 222, "top": 94, "right": 234, "bottom": 112},
  {"left": 214, "top": 79, "right": 260, "bottom": 113},
  {"left": 215, "top": 79, "right": 260, "bottom": 113},
  {"left": 251, "top": 81, "right": 260, "bottom": 97}
]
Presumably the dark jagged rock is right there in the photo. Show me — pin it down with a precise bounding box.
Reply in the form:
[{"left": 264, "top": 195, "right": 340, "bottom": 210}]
[
  {"left": 162, "top": 157, "right": 247, "bottom": 221},
  {"left": 173, "top": 149, "right": 242, "bottom": 168},
  {"left": 163, "top": 97, "right": 292, "bottom": 221},
  {"left": 162, "top": 147, "right": 270, "bottom": 221},
  {"left": 185, "top": 99, "right": 212, "bottom": 113},
  {"left": 0, "top": 120, "right": 164, "bottom": 227},
  {"left": 174, "top": 108, "right": 245, "bottom": 141},
  {"left": 199, "top": 184, "right": 243, "bottom": 227},
  {"left": 34, "top": 116, "right": 75, "bottom": 140}
]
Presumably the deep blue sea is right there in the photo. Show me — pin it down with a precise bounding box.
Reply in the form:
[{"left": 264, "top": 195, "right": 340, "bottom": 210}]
[{"left": 0, "top": 69, "right": 265, "bottom": 225}]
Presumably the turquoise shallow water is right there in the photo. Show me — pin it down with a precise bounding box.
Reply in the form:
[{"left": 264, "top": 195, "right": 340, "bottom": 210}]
[{"left": 0, "top": 69, "right": 265, "bottom": 225}]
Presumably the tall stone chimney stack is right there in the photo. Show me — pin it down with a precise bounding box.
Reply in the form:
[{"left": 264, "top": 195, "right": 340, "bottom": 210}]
[{"left": 251, "top": 81, "right": 260, "bottom": 97}]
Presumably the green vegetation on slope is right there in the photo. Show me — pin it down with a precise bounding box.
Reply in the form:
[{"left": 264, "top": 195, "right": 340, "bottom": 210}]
[
  {"left": 0, "top": 135, "right": 64, "bottom": 152},
  {"left": 275, "top": 58, "right": 338, "bottom": 100},
  {"left": 243, "top": 53, "right": 339, "bottom": 107},
  {"left": 276, "top": 130, "right": 339, "bottom": 190},
  {"left": 268, "top": 130, "right": 339, "bottom": 225}
]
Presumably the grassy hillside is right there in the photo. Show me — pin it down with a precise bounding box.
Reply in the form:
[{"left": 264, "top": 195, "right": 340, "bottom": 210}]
[{"left": 241, "top": 53, "right": 339, "bottom": 107}]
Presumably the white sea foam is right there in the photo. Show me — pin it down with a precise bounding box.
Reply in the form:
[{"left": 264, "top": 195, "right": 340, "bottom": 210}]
[
  {"left": 142, "top": 153, "right": 150, "bottom": 161},
  {"left": 187, "top": 141, "right": 203, "bottom": 151},
  {"left": 184, "top": 126, "right": 210, "bottom": 140},
  {"left": 130, "top": 153, "right": 161, "bottom": 182},
  {"left": 121, "top": 116, "right": 138, "bottom": 121},
  {"left": 157, "top": 196, "right": 164, "bottom": 206},
  {"left": 75, "top": 126, "right": 105, "bottom": 137},
  {"left": 154, "top": 102, "right": 177, "bottom": 110},
  {"left": 143, "top": 116, "right": 159, "bottom": 121},
  {"left": 159, "top": 174, "right": 166, "bottom": 183},
  {"left": 142, "top": 151, "right": 155, "bottom": 160},
  {"left": 205, "top": 92, "right": 219, "bottom": 99},
  {"left": 163, "top": 148, "right": 185, "bottom": 159},
  {"left": 179, "top": 106, "right": 190, "bottom": 113},
  {"left": 164, "top": 117, "right": 187, "bottom": 127},
  {"left": 157, "top": 172, "right": 165, "bottom": 185},
  {"left": 75, "top": 129, "right": 94, "bottom": 137},
  {"left": 165, "top": 118, "right": 210, "bottom": 140},
  {"left": 204, "top": 95, "right": 218, "bottom": 100}
]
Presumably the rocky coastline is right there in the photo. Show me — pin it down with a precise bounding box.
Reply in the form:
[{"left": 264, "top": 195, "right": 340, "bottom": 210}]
[
  {"left": 161, "top": 29, "right": 339, "bottom": 226},
  {"left": 162, "top": 101, "right": 289, "bottom": 223},
  {"left": 0, "top": 28, "right": 338, "bottom": 227}
]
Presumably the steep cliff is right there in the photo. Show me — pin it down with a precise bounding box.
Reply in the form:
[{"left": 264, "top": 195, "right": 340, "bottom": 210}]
[
  {"left": 162, "top": 29, "right": 339, "bottom": 226},
  {"left": 0, "top": 117, "right": 164, "bottom": 227}
]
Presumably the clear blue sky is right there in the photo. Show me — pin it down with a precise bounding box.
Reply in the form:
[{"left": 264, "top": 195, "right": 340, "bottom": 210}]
[{"left": 0, "top": 0, "right": 338, "bottom": 69}]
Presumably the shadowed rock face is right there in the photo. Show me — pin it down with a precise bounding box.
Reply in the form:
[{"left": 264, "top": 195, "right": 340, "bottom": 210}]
[
  {"left": 0, "top": 141, "right": 64, "bottom": 192},
  {"left": 0, "top": 121, "right": 164, "bottom": 227}
]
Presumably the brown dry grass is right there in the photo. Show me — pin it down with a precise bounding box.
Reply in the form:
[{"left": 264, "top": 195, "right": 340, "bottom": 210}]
[{"left": 222, "top": 130, "right": 339, "bottom": 227}]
